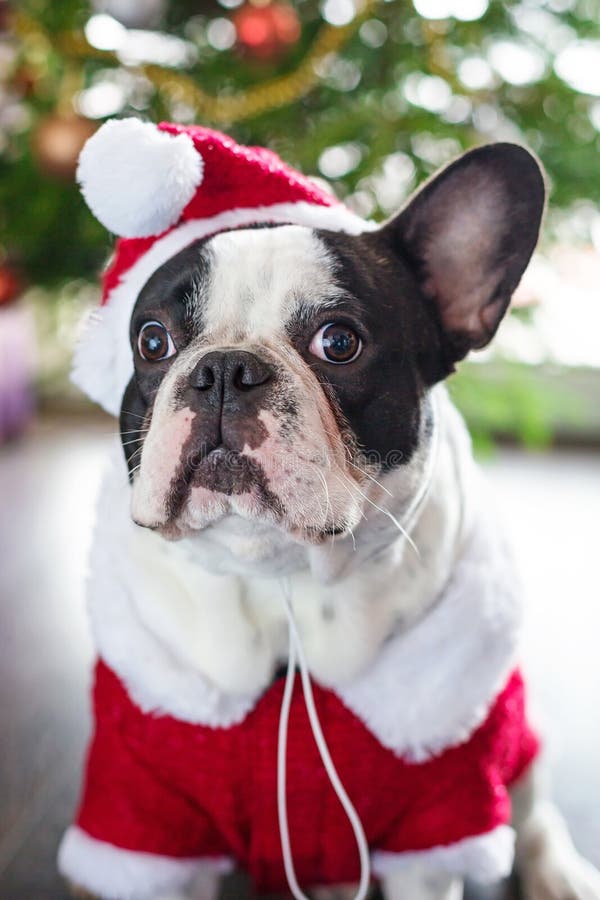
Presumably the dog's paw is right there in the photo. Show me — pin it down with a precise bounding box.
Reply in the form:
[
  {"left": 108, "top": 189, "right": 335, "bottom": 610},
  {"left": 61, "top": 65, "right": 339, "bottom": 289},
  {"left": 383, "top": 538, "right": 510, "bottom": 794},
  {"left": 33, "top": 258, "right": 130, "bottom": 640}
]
[
  {"left": 520, "top": 850, "right": 600, "bottom": 900},
  {"left": 311, "top": 887, "right": 376, "bottom": 900},
  {"left": 67, "top": 882, "right": 197, "bottom": 900},
  {"left": 311, "top": 888, "right": 356, "bottom": 900},
  {"left": 66, "top": 882, "right": 100, "bottom": 900},
  {"left": 151, "top": 894, "right": 191, "bottom": 900},
  {"left": 516, "top": 800, "right": 600, "bottom": 900}
]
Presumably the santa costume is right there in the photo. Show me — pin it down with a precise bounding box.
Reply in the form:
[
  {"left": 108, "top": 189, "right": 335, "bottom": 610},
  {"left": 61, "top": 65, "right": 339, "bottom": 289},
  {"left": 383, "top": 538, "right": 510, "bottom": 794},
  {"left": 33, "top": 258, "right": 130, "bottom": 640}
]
[{"left": 58, "top": 119, "right": 539, "bottom": 899}]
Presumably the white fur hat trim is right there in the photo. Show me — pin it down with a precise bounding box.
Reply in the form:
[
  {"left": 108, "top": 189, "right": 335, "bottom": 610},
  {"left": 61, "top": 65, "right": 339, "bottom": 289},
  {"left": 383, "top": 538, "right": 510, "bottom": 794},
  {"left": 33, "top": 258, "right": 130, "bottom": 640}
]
[{"left": 76, "top": 118, "right": 204, "bottom": 238}]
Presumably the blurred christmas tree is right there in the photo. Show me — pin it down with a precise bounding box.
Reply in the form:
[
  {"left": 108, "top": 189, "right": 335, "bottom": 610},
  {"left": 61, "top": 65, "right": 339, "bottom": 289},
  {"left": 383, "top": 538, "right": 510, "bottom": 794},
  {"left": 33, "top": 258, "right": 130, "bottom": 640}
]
[
  {"left": 1, "top": 0, "right": 599, "bottom": 438},
  {"left": 2, "top": 0, "right": 600, "bottom": 290}
]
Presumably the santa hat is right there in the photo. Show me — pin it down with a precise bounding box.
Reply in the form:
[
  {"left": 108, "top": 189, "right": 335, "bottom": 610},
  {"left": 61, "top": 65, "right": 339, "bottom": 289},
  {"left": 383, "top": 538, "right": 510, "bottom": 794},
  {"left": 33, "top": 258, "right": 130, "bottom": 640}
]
[{"left": 73, "top": 118, "right": 374, "bottom": 416}]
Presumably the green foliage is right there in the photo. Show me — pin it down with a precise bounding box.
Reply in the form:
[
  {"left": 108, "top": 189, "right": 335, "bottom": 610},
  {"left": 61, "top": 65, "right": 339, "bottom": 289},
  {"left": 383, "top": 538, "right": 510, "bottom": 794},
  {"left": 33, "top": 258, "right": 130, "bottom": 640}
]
[
  {"left": 448, "top": 355, "right": 592, "bottom": 454},
  {"left": 0, "top": 146, "right": 110, "bottom": 284}
]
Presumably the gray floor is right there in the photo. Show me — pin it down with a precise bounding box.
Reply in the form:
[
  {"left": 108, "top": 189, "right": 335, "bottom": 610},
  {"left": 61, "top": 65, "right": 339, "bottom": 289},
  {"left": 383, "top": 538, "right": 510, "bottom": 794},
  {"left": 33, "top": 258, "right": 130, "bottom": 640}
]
[{"left": 0, "top": 418, "right": 599, "bottom": 898}]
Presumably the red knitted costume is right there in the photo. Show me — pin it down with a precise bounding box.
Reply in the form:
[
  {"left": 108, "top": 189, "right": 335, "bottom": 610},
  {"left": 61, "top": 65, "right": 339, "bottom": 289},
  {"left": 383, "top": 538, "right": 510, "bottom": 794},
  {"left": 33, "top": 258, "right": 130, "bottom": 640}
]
[{"left": 73, "top": 662, "right": 538, "bottom": 893}]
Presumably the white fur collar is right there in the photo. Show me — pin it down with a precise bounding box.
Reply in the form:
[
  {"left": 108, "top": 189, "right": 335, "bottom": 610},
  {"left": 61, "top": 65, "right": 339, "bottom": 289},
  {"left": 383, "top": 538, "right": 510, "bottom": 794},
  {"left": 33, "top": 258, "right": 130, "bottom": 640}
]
[
  {"left": 87, "top": 443, "right": 522, "bottom": 760},
  {"left": 335, "top": 483, "right": 521, "bottom": 761},
  {"left": 87, "top": 450, "right": 260, "bottom": 727}
]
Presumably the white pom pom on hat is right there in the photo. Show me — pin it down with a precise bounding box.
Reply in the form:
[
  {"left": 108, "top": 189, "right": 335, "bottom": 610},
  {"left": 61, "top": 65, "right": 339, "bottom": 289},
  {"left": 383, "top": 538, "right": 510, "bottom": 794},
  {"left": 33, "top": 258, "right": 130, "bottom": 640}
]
[{"left": 76, "top": 118, "right": 204, "bottom": 238}]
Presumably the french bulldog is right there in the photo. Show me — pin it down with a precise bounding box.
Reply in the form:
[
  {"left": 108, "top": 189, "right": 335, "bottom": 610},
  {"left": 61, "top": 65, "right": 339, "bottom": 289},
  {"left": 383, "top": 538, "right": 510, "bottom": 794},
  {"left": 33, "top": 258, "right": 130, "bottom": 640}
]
[{"left": 62, "top": 133, "right": 600, "bottom": 900}]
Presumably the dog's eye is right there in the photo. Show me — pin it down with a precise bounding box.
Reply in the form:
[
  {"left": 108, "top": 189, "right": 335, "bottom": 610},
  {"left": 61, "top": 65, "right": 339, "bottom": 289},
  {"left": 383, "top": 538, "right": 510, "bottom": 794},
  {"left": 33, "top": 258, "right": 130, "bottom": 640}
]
[
  {"left": 309, "top": 323, "right": 362, "bottom": 364},
  {"left": 137, "top": 321, "right": 176, "bottom": 362}
]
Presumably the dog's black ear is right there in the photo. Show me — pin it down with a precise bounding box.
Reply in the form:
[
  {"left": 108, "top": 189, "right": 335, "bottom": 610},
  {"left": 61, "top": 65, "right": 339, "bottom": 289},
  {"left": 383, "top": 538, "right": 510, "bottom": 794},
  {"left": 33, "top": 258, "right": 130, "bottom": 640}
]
[{"left": 379, "top": 143, "right": 546, "bottom": 363}]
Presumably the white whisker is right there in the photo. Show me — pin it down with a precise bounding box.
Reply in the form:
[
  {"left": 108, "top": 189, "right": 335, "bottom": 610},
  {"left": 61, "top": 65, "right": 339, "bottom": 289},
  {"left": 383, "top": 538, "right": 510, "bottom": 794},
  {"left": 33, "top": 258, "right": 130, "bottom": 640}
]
[
  {"left": 348, "top": 525, "right": 357, "bottom": 552},
  {"left": 316, "top": 423, "right": 394, "bottom": 498},
  {"left": 334, "top": 473, "right": 421, "bottom": 560},
  {"left": 120, "top": 410, "right": 149, "bottom": 421},
  {"left": 345, "top": 457, "right": 393, "bottom": 497},
  {"left": 313, "top": 467, "right": 336, "bottom": 550}
]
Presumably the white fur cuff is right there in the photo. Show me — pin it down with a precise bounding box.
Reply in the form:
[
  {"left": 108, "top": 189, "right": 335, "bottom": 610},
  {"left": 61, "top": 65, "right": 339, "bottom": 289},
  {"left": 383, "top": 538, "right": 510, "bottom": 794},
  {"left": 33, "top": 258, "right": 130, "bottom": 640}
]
[
  {"left": 372, "top": 826, "right": 515, "bottom": 883},
  {"left": 58, "top": 826, "right": 232, "bottom": 899}
]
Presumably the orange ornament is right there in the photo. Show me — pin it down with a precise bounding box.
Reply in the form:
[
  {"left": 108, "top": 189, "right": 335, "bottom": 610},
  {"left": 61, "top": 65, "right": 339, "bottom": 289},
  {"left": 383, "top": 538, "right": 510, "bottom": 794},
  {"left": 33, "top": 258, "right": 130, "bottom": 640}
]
[{"left": 32, "top": 114, "right": 97, "bottom": 181}]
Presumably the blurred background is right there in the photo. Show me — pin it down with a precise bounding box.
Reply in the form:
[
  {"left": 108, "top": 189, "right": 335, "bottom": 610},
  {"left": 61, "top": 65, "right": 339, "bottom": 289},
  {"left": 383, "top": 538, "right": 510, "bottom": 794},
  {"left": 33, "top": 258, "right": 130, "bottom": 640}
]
[
  {"left": 0, "top": 0, "right": 599, "bottom": 897},
  {"left": 1, "top": 0, "right": 600, "bottom": 443}
]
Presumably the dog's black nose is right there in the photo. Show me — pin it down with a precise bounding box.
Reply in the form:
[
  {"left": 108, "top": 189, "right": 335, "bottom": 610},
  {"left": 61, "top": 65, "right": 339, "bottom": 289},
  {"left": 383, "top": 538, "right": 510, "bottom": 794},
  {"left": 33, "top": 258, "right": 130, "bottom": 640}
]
[{"left": 190, "top": 350, "right": 273, "bottom": 397}]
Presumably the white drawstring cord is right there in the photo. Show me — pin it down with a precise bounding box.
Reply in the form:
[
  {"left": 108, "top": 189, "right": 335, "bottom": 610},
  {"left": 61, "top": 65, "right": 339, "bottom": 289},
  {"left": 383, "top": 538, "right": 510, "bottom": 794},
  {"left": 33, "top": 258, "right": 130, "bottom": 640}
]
[
  {"left": 277, "top": 583, "right": 371, "bottom": 900},
  {"left": 276, "top": 396, "right": 440, "bottom": 900}
]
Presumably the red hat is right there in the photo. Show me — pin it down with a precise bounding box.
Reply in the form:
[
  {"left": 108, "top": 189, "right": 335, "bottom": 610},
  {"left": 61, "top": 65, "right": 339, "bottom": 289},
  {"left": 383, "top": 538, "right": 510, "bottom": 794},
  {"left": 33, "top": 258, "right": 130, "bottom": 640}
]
[{"left": 73, "top": 118, "right": 372, "bottom": 415}]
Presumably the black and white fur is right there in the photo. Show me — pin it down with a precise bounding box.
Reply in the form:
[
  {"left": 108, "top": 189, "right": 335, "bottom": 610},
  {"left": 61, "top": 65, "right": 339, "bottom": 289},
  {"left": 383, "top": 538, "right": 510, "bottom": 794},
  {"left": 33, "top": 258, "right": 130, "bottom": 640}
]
[{"left": 88, "top": 144, "right": 599, "bottom": 900}]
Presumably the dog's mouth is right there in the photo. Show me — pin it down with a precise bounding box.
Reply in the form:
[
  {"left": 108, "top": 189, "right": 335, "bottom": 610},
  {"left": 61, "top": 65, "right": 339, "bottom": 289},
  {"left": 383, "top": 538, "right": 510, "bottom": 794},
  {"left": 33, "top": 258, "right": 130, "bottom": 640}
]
[
  {"left": 139, "top": 446, "right": 355, "bottom": 546},
  {"left": 163, "top": 442, "right": 284, "bottom": 524},
  {"left": 130, "top": 406, "right": 365, "bottom": 546}
]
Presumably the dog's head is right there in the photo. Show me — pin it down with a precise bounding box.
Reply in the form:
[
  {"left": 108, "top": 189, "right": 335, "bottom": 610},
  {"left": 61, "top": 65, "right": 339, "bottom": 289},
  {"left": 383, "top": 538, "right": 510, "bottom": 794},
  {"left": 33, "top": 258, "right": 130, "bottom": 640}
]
[{"left": 116, "top": 143, "right": 544, "bottom": 548}]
